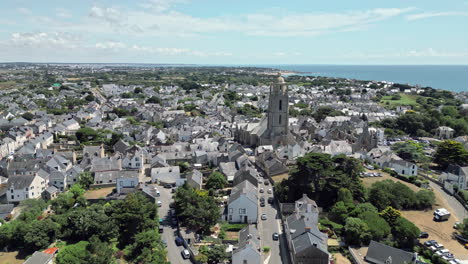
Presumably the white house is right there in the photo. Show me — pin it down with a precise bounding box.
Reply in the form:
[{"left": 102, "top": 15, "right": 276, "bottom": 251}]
[
  {"left": 151, "top": 166, "right": 184, "bottom": 186},
  {"left": 7, "top": 174, "right": 47, "bottom": 203},
  {"left": 228, "top": 180, "right": 258, "bottom": 224},
  {"left": 388, "top": 159, "right": 418, "bottom": 176},
  {"left": 122, "top": 151, "right": 145, "bottom": 170},
  {"left": 116, "top": 174, "right": 139, "bottom": 193}
]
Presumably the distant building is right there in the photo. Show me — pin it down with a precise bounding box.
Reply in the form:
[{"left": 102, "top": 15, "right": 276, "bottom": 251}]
[
  {"left": 435, "top": 126, "right": 454, "bottom": 140},
  {"left": 365, "top": 240, "right": 417, "bottom": 264},
  {"left": 236, "top": 73, "right": 295, "bottom": 148}
]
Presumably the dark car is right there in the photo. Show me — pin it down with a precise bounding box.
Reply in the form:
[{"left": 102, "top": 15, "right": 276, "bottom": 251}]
[
  {"left": 264, "top": 180, "right": 270, "bottom": 185},
  {"left": 268, "top": 197, "right": 274, "bottom": 204},
  {"left": 158, "top": 225, "right": 164, "bottom": 233},
  {"left": 164, "top": 183, "right": 173, "bottom": 189},
  {"left": 424, "top": 240, "right": 436, "bottom": 247},
  {"left": 171, "top": 188, "right": 176, "bottom": 193},
  {"left": 260, "top": 201, "right": 265, "bottom": 207},
  {"left": 272, "top": 233, "right": 279, "bottom": 240},
  {"left": 259, "top": 197, "right": 265, "bottom": 203},
  {"left": 175, "top": 237, "right": 184, "bottom": 246},
  {"left": 419, "top": 232, "right": 429, "bottom": 239}
]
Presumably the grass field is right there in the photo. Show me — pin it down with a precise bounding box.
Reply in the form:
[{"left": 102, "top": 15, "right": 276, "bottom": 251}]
[
  {"left": 380, "top": 93, "right": 419, "bottom": 106},
  {"left": 0, "top": 81, "right": 18, "bottom": 90}
]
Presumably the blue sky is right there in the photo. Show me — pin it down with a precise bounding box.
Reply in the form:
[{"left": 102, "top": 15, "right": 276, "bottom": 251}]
[{"left": 0, "top": 0, "right": 467, "bottom": 64}]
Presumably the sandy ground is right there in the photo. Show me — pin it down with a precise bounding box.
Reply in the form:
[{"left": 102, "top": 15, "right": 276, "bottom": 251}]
[
  {"left": 333, "top": 253, "right": 352, "bottom": 264},
  {"left": 83, "top": 187, "right": 114, "bottom": 199},
  {"left": 362, "top": 170, "right": 420, "bottom": 192},
  {"left": 0, "top": 251, "right": 25, "bottom": 264},
  {"left": 362, "top": 170, "right": 468, "bottom": 260}
]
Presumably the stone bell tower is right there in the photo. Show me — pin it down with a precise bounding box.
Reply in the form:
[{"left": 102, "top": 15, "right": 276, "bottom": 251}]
[{"left": 266, "top": 73, "right": 289, "bottom": 144}]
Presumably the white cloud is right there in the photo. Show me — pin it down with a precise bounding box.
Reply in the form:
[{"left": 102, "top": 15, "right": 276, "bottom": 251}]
[
  {"left": 17, "top": 8, "right": 31, "bottom": 15},
  {"left": 95, "top": 41, "right": 127, "bottom": 50},
  {"left": 140, "top": 0, "right": 189, "bottom": 12},
  {"left": 55, "top": 8, "right": 72, "bottom": 19},
  {"left": 89, "top": 6, "right": 125, "bottom": 25},
  {"left": 343, "top": 48, "right": 468, "bottom": 59},
  {"left": 406, "top": 11, "right": 468, "bottom": 21},
  {"left": 10, "top": 32, "right": 82, "bottom": 49}
]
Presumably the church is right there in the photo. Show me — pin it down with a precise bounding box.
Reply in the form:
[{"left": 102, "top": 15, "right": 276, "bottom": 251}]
[{"left": 235, "top": 73, "right": 296, "bottom": 148}]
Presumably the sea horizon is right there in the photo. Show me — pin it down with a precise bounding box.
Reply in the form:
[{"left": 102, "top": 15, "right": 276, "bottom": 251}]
[{"left": 2, "top": 62, "right": 467, "bottom": 92}]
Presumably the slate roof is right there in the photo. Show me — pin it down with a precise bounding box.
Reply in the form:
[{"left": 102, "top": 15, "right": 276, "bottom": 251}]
[
  {"left": 229, "top": 180, "right": 257, "bottom": 204},
  {"left": 365, "top": 240, "right": 415, "bottom": 264},
  {"left": 234, "top": 225, "right": 261, "bottom": 255},
  {"left": 7, "top": 175, "right": 36, "bottom": 190}
]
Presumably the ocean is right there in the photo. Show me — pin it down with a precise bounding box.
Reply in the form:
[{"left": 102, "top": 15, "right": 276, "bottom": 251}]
[{"left": 254, "top": 65, "right": 468, "bottom": 93}]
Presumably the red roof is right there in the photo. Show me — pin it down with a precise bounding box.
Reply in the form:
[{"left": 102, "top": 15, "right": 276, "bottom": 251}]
[{"left": 42, "top": 247, "right": 59, "bottom": 255}]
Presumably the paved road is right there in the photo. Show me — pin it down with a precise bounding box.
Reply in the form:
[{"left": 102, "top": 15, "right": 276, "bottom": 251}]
[
  {"left": 258, "top": 182, "right": 289, "bottom": 264},
  {"left": 157, "top": 185, "right": 191, "bottom": 264},
  {"left": 430, "top": 181, "right": 467, "bottom": 222}
]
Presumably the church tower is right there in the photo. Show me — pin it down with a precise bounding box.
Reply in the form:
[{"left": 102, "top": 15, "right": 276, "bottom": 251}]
[{"left": 267, "top": 73, "right": 289, "bottom": 144}]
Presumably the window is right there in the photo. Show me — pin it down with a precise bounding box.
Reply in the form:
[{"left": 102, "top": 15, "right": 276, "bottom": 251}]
[
  {"left": 279, "top": 115, "right": 282, "bottom": 125},
  {"left": 10, "top": 189, "right": 13, "bottom": 193},
  {"left": 279, "top": 100, "right": 282, "bottom": 111},
  {"left": 31, "top": 192, "right": 34, "bottom": 196},
  {"left": 229, "top": 215, "right": 232, "bottom": 221},
  {"left": 26, "top": 187, "right": 28, "bottom": 191},
  {"left": 229, "top": 208, "right": 233, "bottom": 214},
  {"left": 11, "top": 195, "right": 14, "bottom": 199},
  {"left": 239, "top": 208, "right": 246, "bottom": 214}
]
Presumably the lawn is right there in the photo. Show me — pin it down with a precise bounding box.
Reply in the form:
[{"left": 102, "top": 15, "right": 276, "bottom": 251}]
[{"left": 380, "top": 93, "right": 419, "bottom": 107}]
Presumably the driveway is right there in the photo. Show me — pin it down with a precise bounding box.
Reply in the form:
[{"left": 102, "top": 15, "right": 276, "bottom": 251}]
[
  {"left": 429, "top": 181, "right": 467, "bottom": 222},
  {"left": 157, "top": 185, "right": 191, "bottom": 264},
  {"left": 258, "top": 182, "right": 289, "bottom": 264}
]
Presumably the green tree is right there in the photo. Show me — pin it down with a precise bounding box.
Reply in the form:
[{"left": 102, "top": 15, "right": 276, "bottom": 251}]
[
  {"left": 125, "top": 230, "right": 168, "bottom": 264},
  {"left": 359, "top": 212, "right": 391, "bottom": 241},
  {"left": 21, "top": 112, "right": 34, "bottom": 121},
  {"left": 434, "top": 140, "right": 468, "bottom": 169},
  {"left": 85, "top": 94, "right": 95, "bottom": 102},
  {"left": 56, "top": 241, "right": 91, "bottom": 264},
  {"left": 77, "top": 172, "right": 94, "bottom": 189},
  {"left": 391, "top": 140, "right": 429, "bottom": 163},
  {"left": 337, "top": 188, "right": 354, "bottom": 204},
  {"left": 349, "top": 203, "right": 378, "bottom": 217},
  {"left": 460, "top": 218, "right": 468, "bottom": 238},
  {"left": 379, "top": 206, "right": 402, "bottom": 226},
  {"left": 200, "top": 244, "right": 230, "bottom": 264},
  {"left": 146, "top": 96, "right": 162, "bottom": 104},
  {"left": 344, "top": 217, "right": 371, "bottom": 245},
  {"left": 174, "top": 183, "right": 220, "bottom": 234},
  {"left": 24, "top": 219, "right": 59, "bottom": 250},
  {"left": 110, "top": 192, "right": 158, "bottom": 245},
  {"left": 205, "top": 171, "right": 228, "bottom": 190},
  {"left": 392, "top": 217, "right": 420, "bottom": 248},
  {"left": 87, "top": 236, "right": 115, "bottom": 264},
  {"left": 415, "top": 190, "right": 435, "bottom": 209},
  {"left": 76, "top": 127, "right": 99, "bottom": 143},
  {"left": 329, "top": 201, "right": 349, "bottom": 224}
]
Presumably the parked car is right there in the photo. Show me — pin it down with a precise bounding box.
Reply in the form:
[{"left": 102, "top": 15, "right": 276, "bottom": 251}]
[
  {"left": 159, "top": 225, "right": 164, "bottom": 233},
  {"left": 181, "top": 249, "right": 190, "bottom": 259},
  {"left": 264, "top": 180, "right": 269, "bottom": 185},
  {"left": 171, "top": 188, "right": 176, "bottom": 193},
  {"left": 268, "top": 197, "right": 274, "bottom": 204},
  {"left": 267, "top": 189, "right": 272, "bottom": 194},
  {"left": 272, "top": 233, "right": 279, "bottom": 240},
  {"left": 436, "top": 249, "right": 450, "bottom": 256},
  {"left": 454, "top": 222, "right": 461, "bottom": 229},
  {"left": 157, "top": 200, "right": 162, "bottom": 207},
  {"left": 164, "top": 183, "right": 172, "bottom": 189},
  {"left": 260, "top": 201, "right": 265, "bottom": 207},
  {"left": 175, "top": 237, "right": 184, "bottom": 246},
  {"left": 419, "top": 232, "right": 429, "bottom": 238},
  {"left": 259, "top": 188, "right": 264, "bottom": 193},
  {"left": 424, "top": 240, "right": 436, "bottom": 247},
  {"left": 261, "top": 214, "right": 267, "bottom": 220},
  {"left": 259, "top": 197, "right": 265, "bottom": 203}
]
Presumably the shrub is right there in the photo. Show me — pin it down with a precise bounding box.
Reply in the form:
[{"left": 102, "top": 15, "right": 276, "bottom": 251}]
[{"left": 263, "top": 247, "right": 271, "bottom": 253}]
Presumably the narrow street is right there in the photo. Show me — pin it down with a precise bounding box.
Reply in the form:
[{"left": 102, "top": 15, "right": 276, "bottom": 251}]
[
  {"left": 258, "top": 182, "right": 288, "bottom": 264},
  {"left": 157, "top": 185, "right": 191, "bottom": 264},
  {"left": 429, "top": 181, "right": 467, "bottom": 222}
]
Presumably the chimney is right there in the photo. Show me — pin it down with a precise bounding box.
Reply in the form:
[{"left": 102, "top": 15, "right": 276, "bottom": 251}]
[{"left": 305, "top": 227, "right": 311, "bottom": 231}]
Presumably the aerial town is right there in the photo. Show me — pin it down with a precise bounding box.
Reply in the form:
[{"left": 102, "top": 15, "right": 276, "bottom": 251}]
[{"left": 0, "top": 63, "right": 467, "bottom": 264}]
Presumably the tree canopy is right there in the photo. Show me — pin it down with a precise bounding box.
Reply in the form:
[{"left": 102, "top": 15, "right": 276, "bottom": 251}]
[{"left": 433, "top": 140, "right": 468, "bottom": 169}]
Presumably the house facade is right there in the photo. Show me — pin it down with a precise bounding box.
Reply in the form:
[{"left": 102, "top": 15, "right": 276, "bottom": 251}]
[
  {"left": 7, "top": 174, "right": 47, "bottom": 203},
  {"left": 228, "top": 180, "right": 258, "bottom": 224}
]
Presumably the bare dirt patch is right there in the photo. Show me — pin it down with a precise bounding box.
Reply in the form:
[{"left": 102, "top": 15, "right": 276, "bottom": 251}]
[
  {"left": 333, "top": 252, "right": 352, "bottom": 264},
  {"left": 271, "top": 173, "right": 289, "bottom": 183},
  {"left": 84, "top": 187, "right": 114, "bottom": 199},
  {"left": 0, "top": 251, "right": 26, "bottom": 264}
]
